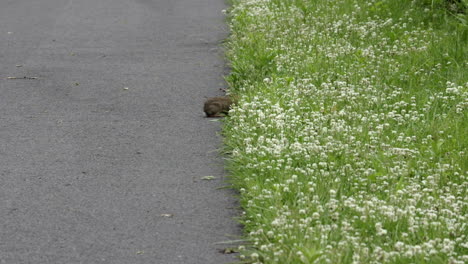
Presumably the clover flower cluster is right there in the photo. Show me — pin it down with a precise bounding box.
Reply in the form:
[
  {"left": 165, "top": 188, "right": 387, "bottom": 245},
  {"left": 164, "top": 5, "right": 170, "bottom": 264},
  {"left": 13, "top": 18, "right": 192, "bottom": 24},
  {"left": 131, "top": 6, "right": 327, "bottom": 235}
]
[{"left": 225, "top": 0, "right": 467, "bottom": 263}]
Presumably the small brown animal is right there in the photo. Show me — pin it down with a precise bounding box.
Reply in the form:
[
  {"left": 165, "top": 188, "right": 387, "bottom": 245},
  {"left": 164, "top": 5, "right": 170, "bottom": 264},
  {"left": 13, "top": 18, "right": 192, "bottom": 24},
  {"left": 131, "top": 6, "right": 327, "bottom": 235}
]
[{"left": 203, "top": 96, "right": 233, "bottom": 117}]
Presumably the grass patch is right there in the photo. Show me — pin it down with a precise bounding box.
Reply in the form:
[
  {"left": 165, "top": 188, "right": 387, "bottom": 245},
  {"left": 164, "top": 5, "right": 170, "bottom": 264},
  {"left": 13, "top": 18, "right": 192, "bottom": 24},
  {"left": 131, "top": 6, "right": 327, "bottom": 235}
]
[{"left": 223, "top": 0, "right": 467, "bottom": 263}]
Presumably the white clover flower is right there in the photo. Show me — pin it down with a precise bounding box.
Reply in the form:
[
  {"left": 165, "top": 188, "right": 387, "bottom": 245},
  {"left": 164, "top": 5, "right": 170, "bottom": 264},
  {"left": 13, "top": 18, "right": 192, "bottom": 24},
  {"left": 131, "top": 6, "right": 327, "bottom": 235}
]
[
  {"left": 375, "top": 222, "right": 388, "bottom": 236},
  {"left": 250, "top": 253, "right": 259, "bottom": 259}
]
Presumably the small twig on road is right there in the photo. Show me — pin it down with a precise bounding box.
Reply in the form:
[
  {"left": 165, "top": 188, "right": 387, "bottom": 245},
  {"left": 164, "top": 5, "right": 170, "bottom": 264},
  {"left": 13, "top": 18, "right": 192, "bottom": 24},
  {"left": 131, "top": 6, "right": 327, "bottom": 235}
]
[{"left": 6, "top": 76, "right": 38, "bottom": 80}]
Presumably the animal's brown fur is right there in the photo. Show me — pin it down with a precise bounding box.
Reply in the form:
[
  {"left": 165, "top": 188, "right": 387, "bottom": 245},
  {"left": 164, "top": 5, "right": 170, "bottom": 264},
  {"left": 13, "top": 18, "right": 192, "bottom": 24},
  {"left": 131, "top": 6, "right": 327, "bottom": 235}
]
[{"left": 203, "top": 96, "right": 234, "bottom": 117}]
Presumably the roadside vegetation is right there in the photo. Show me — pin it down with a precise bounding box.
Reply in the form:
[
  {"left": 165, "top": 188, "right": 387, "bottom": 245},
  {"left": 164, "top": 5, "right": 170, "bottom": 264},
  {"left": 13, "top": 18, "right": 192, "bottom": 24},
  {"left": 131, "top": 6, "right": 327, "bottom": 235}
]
[{"left": 223, "top": 0, "right": 467, "bottom": 263}]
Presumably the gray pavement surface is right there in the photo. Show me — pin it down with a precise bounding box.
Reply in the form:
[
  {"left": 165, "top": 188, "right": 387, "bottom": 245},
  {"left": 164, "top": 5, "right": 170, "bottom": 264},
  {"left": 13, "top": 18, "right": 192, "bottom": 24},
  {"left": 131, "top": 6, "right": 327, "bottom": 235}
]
[{"left": 0, "top": 0, "right": 241, "bottom": 263}]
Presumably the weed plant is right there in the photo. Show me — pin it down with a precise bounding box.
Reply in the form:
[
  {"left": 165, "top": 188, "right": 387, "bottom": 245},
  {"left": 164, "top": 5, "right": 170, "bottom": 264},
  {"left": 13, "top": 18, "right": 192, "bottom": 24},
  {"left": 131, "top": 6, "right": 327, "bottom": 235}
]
[{"left": 223, "top": 0, "right": 467, "bottom": 263}]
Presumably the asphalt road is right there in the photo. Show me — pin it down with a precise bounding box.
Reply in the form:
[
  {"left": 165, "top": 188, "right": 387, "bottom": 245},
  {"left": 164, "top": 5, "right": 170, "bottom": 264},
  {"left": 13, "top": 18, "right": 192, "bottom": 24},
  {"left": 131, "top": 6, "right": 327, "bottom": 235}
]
[{"left": 0, "top": 0, "right": 240, "bottom": 263}]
